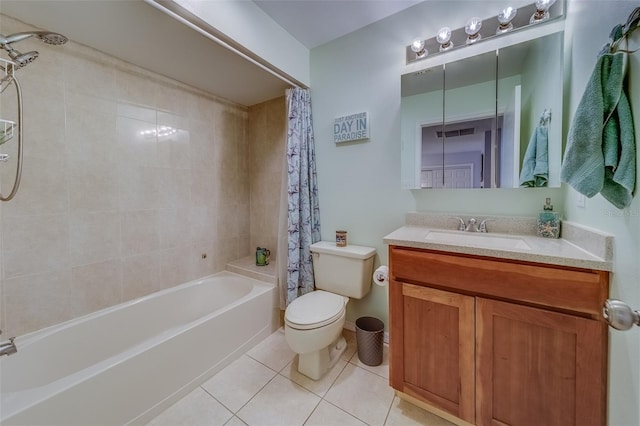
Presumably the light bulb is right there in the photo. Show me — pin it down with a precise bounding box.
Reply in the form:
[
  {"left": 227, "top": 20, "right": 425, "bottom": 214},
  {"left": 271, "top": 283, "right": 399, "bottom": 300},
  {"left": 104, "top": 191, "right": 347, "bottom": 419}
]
[
  {"left": 530, "top": 0, "right": 556, "bottom": 24},
  {"left": 496, "top": 6, "right": 517, "bottom": 34},
  {"left": 465, "top": 17, "right": 482, "bottom": 44},
  {"left": 436, "top": 27, "right": 453, "bottom": 52},
  {"left": 411, "top": 38, "right": 427, "bottom": 58}
]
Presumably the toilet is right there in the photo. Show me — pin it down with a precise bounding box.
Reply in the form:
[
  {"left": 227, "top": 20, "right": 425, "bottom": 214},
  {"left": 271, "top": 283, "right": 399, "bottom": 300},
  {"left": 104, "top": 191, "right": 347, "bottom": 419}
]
[{"left": 284, "top": 241, "right": 376, "bottom": 380}]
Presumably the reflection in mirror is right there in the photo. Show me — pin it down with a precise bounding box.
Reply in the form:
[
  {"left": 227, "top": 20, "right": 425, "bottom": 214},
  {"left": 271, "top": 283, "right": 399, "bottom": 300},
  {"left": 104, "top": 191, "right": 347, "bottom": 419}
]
[
  {"left": 400, "top": 65, "right": 444, "bottom": 189},
  {"left": 498, "top": 32, "right": 563, "bottom": 188},
  {"left": 442, "top": 51, "right": 497, "bottom": 189},
  {"left": 400, "top": 30, "right": 564, "bottom": 190}
]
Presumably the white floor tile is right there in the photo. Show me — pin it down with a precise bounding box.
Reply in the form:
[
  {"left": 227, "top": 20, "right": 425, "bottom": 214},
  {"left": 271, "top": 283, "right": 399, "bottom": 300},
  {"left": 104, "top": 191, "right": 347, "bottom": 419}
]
[
  {"left": 246, "top": 328, "right": 296, "bottom": 372},
  {"left": 350, "top": 343, "right": 390, "bottom": 379},
  {"left": 147, "top": 328, "right": 444, "bottom": 426},
  {"left": 324, "top": 363, "right": 395, "bottom": 426},
  {"left": 304, "top": 400, "right": 367, "bottom": 426},
  {"left": 281, "top": 356, "right": 347, "bottom": 397},
  {"left": 201, "top": 354, "right": 277, "bottom": 413},
  {"left": 146, "top": 387, "right": 233, "bottom": 426},
  {"left": 341, "top": 330, "right": 358, "bottom": 361},
  {"left": 237, "top": 374, "right": 321, "bottom": 426},
  {"left": 385, "top": 396, "right": 456, "bottom": 426}
]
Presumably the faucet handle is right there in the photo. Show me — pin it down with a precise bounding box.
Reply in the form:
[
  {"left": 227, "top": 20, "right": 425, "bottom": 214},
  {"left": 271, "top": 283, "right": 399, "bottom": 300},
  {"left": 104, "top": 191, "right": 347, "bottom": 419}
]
[
  {"left": 479, "top": 219, "right": 495, "bottom": 233},
  {"left": 452, "top": 217, "right": 465, "bottom": 231}
]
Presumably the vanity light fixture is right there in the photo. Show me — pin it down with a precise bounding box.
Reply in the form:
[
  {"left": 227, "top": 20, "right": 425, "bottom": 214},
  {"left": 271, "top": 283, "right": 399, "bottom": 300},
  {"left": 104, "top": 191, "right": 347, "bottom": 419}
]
[
  {"left": 530, "top": 0, "right": 556, "bottom": 24},
  {"left": 411, "top": 38, "right": 427, "bottom": 58},
  {"left": 436, "top": 27, "right": 454, "bottom": 52},
  {"left": 465, "top": 17, "right": 482, "bottom": 44},
  {"left": 496, "top": 6, "right": 517, "bottom": 34}
]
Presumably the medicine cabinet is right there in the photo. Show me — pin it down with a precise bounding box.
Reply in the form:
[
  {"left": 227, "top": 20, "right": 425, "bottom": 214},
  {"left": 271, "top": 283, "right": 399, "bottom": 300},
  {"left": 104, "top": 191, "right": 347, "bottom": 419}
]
[{"left": 400, "top": 28, "right": 564, "bottom": 189}]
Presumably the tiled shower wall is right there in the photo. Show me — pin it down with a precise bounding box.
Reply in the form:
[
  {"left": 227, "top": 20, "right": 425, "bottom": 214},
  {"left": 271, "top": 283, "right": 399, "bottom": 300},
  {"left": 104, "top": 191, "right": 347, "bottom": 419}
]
[
  {"left": 0, "top": 14, "right": 253, "bottom": 337},
  {"left": 248, "top": 97, "right": 286, "bottom": 261}
]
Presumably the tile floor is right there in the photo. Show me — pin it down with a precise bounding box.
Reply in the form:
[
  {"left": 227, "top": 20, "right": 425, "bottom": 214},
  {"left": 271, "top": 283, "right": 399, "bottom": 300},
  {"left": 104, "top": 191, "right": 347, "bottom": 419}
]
[{"left": 146, "top": 328, "right": 454, "bottom": 426}]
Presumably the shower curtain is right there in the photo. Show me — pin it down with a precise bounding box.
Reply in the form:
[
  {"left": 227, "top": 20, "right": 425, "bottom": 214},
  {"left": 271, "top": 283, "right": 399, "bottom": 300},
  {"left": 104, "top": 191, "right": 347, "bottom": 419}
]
[{"left": 276, "top": 87, "right": 321, "bottom": 309}]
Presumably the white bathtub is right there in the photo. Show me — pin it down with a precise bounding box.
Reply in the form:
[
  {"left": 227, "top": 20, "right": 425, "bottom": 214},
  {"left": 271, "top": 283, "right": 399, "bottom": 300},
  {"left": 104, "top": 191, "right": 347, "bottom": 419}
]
[{"left": 0, "top": 271, "right": 277, "bottom": 425}]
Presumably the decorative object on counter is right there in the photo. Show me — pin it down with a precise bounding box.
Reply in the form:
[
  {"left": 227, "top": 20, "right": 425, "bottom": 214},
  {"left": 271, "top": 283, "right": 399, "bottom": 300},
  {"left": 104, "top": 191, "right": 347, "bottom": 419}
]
[
  {"left": 255, "top": 247, "right": 270, "bottom": 266},
  {"left": 537, "top": 198, "right": 560, "bottom": 239},
  {"left": 560, "top": 8, "right": 637, "bottom": 209},
  {"left": 520, "top": 109, "right": 551, "bottom": 187},
  {"left": 335, "top": 230, "right": 347, "bottom": 247}
]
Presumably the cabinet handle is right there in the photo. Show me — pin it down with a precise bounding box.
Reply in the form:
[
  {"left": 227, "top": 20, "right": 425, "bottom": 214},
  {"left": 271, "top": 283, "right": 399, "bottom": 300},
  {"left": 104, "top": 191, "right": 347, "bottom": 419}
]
[{"left": 603, "top": 299, "right": 640, "bottom": 331}]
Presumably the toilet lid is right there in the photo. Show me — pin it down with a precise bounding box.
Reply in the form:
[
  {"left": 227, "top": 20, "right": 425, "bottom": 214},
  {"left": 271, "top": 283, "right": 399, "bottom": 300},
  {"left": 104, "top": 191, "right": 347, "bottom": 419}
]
[{"left": 285, "top": 291, "right": 346, "bottom": 330}]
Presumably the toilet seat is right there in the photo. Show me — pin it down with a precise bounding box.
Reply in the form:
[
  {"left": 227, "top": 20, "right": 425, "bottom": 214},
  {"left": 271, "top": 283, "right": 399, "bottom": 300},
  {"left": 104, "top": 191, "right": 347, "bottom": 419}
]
[{"left": 285, "top": 290, "right": 347, "bottom": 330}]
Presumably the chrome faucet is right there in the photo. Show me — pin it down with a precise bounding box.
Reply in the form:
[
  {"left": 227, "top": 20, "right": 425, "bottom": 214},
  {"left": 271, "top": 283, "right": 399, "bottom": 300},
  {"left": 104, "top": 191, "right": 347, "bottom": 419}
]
[
  {"left": 465, "top": 218, "right": 479, "bottom": 232},
  {"left": 478, "top": 218, "right": 495, "bottom": 233},
  {"left": 452, "top": 217, "right": 494, "bottom": 233},
  {"left": 453, "top": 217, "right": 466, "bottom": 231},
  {"left": 0, "top": 336, "right": 17, "bottom": 356}
]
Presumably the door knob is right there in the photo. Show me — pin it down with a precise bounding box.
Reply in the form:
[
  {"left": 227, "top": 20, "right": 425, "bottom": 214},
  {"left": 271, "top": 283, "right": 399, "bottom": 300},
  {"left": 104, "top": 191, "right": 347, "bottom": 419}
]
[{"left": 603, "top": 299, "right": 640, "bottom": 331}]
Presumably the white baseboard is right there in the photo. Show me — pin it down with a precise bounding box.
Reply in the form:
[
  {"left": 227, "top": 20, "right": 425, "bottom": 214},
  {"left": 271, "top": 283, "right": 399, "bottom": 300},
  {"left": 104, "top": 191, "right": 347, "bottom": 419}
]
[{"left": 344, "top": 320, "right": 389, "bottom": 345}]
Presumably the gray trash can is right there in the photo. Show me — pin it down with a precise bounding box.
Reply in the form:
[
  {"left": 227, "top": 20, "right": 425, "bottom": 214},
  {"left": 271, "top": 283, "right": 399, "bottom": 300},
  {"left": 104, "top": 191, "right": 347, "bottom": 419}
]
[{"left": 355, "top": 316, "right": 384, "bottom": 366}]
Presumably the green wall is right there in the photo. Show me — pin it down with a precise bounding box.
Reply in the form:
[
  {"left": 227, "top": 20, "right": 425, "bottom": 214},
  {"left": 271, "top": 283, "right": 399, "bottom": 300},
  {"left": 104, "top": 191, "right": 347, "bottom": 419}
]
[{"left": 311, "top": 1, "right": 639, "bottom": 424}]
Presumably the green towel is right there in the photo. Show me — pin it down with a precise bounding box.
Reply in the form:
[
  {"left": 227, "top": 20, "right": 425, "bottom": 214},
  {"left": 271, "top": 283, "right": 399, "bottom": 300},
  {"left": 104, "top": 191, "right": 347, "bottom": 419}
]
[
  {"left": 519, "top": 125, "right": 549, "bottom": 187},
  {"left": 561, "top": 52, "right": 636, "bottom": 208}
]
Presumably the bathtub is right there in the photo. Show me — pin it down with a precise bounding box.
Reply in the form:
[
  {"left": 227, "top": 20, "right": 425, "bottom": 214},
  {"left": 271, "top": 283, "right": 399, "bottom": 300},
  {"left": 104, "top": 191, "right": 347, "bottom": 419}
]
[{"left": 0, "top": 271, "right": 277, "bottom": 425}]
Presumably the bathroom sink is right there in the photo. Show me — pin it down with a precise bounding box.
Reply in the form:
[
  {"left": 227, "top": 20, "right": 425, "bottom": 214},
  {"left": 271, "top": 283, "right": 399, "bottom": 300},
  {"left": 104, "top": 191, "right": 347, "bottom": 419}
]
[{"left": 425, "top": 230, "right": 531, "bottom": 250}]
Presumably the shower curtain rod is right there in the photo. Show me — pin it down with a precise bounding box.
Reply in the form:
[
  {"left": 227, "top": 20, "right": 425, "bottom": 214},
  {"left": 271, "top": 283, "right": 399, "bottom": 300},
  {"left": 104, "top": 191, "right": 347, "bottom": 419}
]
[{"left": 144, "top": 0, "right": 304, "bottom": 89}]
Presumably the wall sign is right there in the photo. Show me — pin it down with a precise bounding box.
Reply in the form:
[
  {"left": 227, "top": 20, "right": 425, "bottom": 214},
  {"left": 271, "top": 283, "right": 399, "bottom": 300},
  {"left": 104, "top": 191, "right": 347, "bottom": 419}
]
[{"left": 333, "top": 112, "right": 369, "bottom": 143}]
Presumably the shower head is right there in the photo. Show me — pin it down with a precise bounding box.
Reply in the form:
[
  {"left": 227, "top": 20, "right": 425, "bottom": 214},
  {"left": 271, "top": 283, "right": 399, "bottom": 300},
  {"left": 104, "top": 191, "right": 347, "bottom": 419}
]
[
  {"left": 0, "top": 30, "right": 67, "bottom": 69},
  {"left": 38, "top": 32, "right": 68, "bottom": 45},
  {"left": 0, "top": 31, "right": 68, "bottom": 47},
  {"left": 7, "top": 49, "right": 39, "bottom": 69}
]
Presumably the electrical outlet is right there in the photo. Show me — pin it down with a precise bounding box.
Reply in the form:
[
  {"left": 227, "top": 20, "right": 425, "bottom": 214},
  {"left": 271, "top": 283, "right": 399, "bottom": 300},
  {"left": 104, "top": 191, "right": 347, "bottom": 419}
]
[{"left": 576, "top": 193, "right": 586, "bottom": 208}]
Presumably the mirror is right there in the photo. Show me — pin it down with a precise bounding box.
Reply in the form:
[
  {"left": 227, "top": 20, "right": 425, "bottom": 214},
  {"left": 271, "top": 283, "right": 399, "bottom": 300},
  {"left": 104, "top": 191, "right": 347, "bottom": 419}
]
[{"left": 401, "top": 31, "right": 563, "bottom": 189}]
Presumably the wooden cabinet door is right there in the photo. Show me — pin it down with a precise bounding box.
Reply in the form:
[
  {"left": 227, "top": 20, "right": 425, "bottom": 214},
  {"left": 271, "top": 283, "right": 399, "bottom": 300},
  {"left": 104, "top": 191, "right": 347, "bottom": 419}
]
[
  {"left": 476, "top": 298, "right": 607, "bottom": 426},
  {"left": 392, "top": 282, "right": 476, "bottom": 423}
]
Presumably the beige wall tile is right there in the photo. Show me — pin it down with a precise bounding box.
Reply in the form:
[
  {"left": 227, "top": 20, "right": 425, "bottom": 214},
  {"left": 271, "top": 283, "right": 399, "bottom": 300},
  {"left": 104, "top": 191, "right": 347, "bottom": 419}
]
[
  {"left": 248, "top": 97, "right": 285, "bottom": 259},
  {"left": 69, "top": 211, "right": 121, "bottom": 266},
  {"left": 159, "top": 247, "right": 195, "bottom": 290},
  {"left": 121, "top": 253, "right": 162, "bottom": 301},
  {"left": 121, "top": 210, "right": 160, "bottom": 257},
  {"left": 71, "top": 259, "right": 123, "bottom": 317},
  {"left": 2, "top": 155, "right": 69, "bottom": 217},
  {"left": 158, "top": 208, "right": 191, "bottom": 249},
  {"left": 4, "top": 270, "right": 73, "bottom": 336},
  {"left": 3, "top": 214, "right": 70, "bottom": 278},
  {"left": 0, "top": 13, "right": 264, "bottom": 336}
]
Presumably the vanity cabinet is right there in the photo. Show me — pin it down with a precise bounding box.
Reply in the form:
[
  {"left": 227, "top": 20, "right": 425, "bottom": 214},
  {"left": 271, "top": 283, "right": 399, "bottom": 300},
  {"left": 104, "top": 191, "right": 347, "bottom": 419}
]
[{"left": 389, "top": 246, "right": 609, "bottom": 426}]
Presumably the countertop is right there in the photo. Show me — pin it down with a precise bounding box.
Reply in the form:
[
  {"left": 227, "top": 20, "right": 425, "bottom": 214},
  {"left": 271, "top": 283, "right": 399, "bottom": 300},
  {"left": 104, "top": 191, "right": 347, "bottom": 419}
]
[{"left": 384, "top": 225, "right": 612, "bottom": 271}]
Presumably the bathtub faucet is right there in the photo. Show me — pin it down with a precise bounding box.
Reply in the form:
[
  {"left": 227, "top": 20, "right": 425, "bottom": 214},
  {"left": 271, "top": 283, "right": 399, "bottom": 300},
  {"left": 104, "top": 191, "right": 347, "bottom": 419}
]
[{"left": 0, "top": 336, "right": 17, "bottom": 356}]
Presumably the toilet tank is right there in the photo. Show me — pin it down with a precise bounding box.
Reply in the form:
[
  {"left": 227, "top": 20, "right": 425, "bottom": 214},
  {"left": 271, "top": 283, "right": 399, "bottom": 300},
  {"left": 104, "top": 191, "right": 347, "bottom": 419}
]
[{"left": 310, "top": 241, "right": 376, "bottom": 299}]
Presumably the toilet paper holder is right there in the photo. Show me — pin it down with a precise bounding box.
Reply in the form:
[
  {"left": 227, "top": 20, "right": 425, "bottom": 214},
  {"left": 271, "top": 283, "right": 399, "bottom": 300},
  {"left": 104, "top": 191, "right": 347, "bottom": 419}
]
[{"left": 373, "top": 265, "right": 389, "bottom": 286}]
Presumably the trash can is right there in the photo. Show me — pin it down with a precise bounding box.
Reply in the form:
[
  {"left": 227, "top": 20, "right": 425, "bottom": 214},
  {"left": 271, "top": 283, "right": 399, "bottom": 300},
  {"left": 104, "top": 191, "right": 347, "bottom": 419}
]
[{"left": 355, "top": 316, "right": 384, "bottom": 366}]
